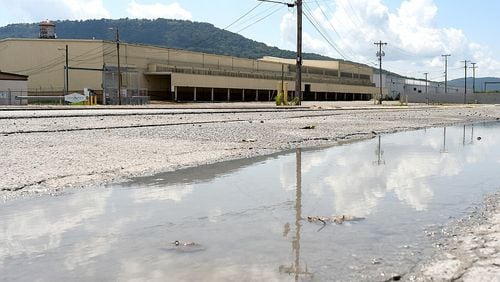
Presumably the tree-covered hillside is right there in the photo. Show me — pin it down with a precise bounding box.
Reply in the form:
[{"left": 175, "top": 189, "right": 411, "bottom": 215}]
[{"left": 0, "top": 18, "right": 331, "bottom": 61}]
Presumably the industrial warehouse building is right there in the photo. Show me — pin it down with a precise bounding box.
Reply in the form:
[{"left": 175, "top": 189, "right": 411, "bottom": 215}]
[
  {"left": 0, "top": 71, "right": 28, "bottom": 105},
  {"left": 0, "top": 37, "right": 378, "bottom": 104}
]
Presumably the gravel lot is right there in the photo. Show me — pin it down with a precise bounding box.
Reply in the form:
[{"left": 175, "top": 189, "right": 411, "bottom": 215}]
[{"left": 1, "top": 101, "right": 500, "bottom": 280}]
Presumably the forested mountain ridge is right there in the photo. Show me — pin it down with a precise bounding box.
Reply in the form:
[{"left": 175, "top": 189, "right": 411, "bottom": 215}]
[{"left": 0, "top": 18, "right": 332, "bottom": 61}]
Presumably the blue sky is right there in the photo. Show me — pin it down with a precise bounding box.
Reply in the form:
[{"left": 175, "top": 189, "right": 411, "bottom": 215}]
[{"left": 1, "top": 0, "right": 498, "bottom": 79}]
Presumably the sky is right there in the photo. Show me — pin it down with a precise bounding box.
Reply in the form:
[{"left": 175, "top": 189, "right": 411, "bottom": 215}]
[{"left": 0, "top": 0, "right": 499, "bottom": 80}]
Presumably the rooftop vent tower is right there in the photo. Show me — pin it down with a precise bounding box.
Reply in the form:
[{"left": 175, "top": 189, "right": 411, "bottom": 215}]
[{"left": 39, "top": 20, "right": 56, "bottom": 39}]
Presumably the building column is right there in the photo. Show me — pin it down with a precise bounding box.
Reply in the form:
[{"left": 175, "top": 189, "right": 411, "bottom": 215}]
[
  {"left": 194, "top": 87, "right": 197, "bottom": 102},
  {"left": 211, "top": 88, "right": 214, "bottom": 102},
  {"left": 242, "top": 89, "right": 245, "bottom": 101},
  {"left": 314, "top": 92, "right": 317, "bottom": 101},
  {"left": 174, "top": 86, "right": 178, "bottom": 101},
  {"left": 268, "top": 90, "right": 271, "bottom": 101},
  {"left": 256, "top": 89, "right": 259, "bottom": 101},
  {"left": 227, "top": 88, "right": 230, "bottom": 101}
]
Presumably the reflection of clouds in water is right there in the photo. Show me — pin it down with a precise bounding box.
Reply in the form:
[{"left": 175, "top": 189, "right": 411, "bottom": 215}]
[
  {"left": 131, "top": 184, "right": 193, "bottom": 203},
  {"left": 118, "top": 258, "right": 282, "bottom": 282},
  {"left": 63, "top": 218, "right": 133, "bottom": 271},
  {"left": 0, "top": 189, "right": 111, "bottom": 266},
  {"left": 208, "top": 208, "right": 222, "bottom": 223},
  {"left": 386, "top": 154, "right": 462, "bottom": 211},
  {"left": 280, "top": 151, "right": 327, "bottom": 193},
  {"left": 291, "top": 127, "right": 498, "bottom": 216},
  {"left": 324, "top": 159, "right": 386, "bottom": 217}
]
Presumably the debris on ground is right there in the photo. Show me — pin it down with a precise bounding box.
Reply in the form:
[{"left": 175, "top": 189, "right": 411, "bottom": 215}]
[
  {"left": 241, "top": 138, "right": 256, "bottom": 142},
  {"left": 162, "top": 240, "right": 206, "bottom": 253},
  {"left": 301, "top": 125, "right": 316, "bottom": 129},
  {"left": 306, "top": 215, "right": 365, "bottom": 224},
  {"left": 173, "top": 240, "right": 198, "bottom": 246}
]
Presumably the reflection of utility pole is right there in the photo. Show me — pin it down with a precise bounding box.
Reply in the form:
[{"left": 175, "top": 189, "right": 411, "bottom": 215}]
[
  {"left": 462, "top": 125, "right": 466, "bottom": 146},
  {"left": 440, "top": 127, "right": 448, "bottom": 153},
  {"left": 280, "top": 148, "right": 313, "bottom": 280},
  {"left": 471, "top": 125, "right": 474, "bottom": 144},
  {"left": 374, "top": 135, "right": 385, "bottom": 166},
  {"left": 463, "top": 125, "right": 475, "bottom": 146}
]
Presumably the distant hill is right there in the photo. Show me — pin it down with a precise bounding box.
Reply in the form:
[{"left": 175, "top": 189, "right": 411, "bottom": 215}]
[
  {"left": 0, "top": 18, "right": 332, "bottom": 61},
  {"left": 448, "top": 77, "right": 500, "bottom": 92}
]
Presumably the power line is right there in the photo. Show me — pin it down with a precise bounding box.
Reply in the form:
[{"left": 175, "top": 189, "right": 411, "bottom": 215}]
[
  {"left": 224, "top": 2, "right": 264, "bottom": 30},
  {"left": 236, "top": 5, "right": 284, "bottom": 33},
  {"left": 309, "top": 0, "right": 358, "bottom": 60},
  {"left": 302, "top": 5, "right": 349, "bottom": 60}
]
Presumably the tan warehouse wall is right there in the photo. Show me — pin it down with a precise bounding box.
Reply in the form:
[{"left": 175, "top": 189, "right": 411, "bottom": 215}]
[
  {"left": 172, "top": 73, "right": 377, "bottom": 95},
  {"left": 0, "top": 38, "right": 377, "bottom": 99},
  {"left": 0, "top": 39, "right": 104, "bottom": 93}
]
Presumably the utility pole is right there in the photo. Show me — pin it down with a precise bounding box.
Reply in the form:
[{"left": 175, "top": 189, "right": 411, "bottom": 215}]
[
  {"left": 374, "top": 41, "right": 387, "bottom": 104},
  {"left": 258, "top": 0, "right": 301, "bottom": 104},
  {"left": 296, "top": 0, "right": 302, "bottom": 105},
  {"left": 116, "top": 28, "right": 122, "bottom": 105},
  {"left": 58, "top": 45, "right": 69, "bottom": 96},
  {"left": 109, "top": 27, "right": 122, "bottom": 105},
  {"left": 65, "top": 45, "right": 69, "bottom": 96},
  {"left": 462, "top": 60, "right": 468, "bottom": 104},
  {"left": 424, "top": 72, "right": 428, "bottom": 104},
  {"left": 470, "top": 62, "right": 477, "bottom": 93},
  {"left": 442, "top": 54, "right": 451, "bottom": 93}
]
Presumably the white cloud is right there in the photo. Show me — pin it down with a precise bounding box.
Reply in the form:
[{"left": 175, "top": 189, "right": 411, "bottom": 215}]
[
  {"left": 126, "top": 1, "right": 192, "bottom": 20},
  {"left": 0, "top": 0, "right": 110, "bottom": 24},
  {"left": 279, "top": 0, "right": 500, "bottom": 78}
]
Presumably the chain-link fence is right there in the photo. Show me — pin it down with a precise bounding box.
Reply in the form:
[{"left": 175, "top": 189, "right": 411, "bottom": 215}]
[
  {"left": 0, "top": 89, "right": 66, "bottom": 105},
  {"left": 102, "top": 67, "right": 149, "bottom": 105},
  {"left": 0, "top": 90, "right": 21, "bottom": 105}
]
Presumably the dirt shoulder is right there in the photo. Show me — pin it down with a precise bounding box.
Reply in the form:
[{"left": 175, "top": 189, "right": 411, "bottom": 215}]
[
  {"left": 1, "top": 103, "right": 499, "bottom": 200},
  {"left": 405, "top": 192, "right": 500, "bottom": 281}
]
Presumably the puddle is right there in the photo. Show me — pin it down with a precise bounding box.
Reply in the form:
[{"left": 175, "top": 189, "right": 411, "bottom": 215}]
[{"left": 1, "top": 122, "right": 500, "bottom": 281}]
